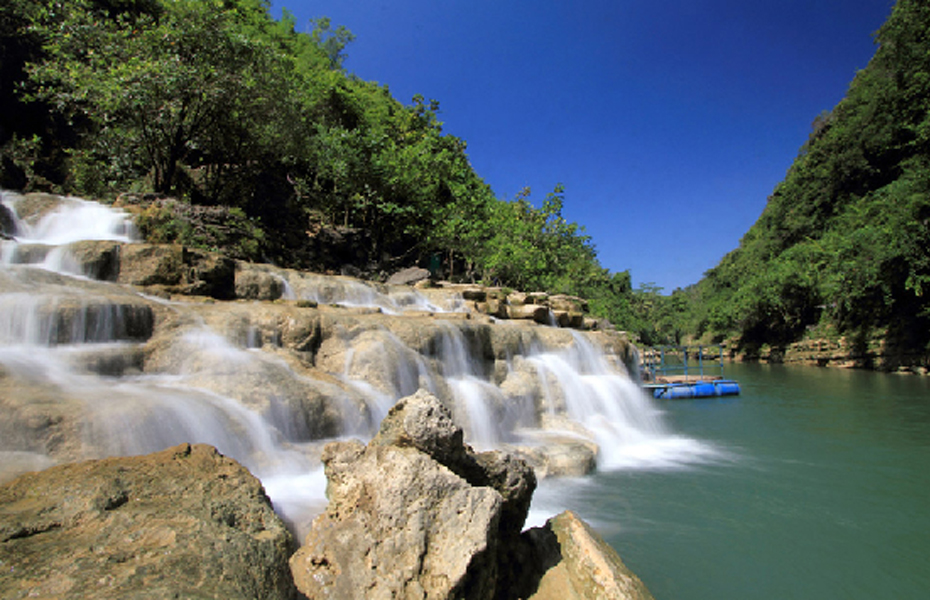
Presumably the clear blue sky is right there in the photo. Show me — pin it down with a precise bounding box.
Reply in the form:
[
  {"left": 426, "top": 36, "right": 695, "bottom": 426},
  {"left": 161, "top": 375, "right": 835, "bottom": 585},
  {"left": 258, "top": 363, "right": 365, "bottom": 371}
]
[{"left": 269, "top": 0, "right": 895, "bottom": 292}]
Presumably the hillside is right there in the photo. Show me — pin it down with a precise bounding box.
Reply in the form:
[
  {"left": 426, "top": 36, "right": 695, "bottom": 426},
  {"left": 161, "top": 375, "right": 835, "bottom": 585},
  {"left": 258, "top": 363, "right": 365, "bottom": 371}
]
[
  {"left": 684, "top": 0, "right": 930, "bottom": 368},
  {"left": 0, "top": 0, "right": 639, "bottom": 330}
]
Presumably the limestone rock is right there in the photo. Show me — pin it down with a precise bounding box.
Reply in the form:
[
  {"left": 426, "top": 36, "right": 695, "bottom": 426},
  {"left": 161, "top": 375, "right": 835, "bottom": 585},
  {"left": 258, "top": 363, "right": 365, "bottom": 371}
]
[
  {"left": 64, "top": 240, "right": 122, "bottom": 280},
  {"left": 6, "top": 192, "right": 63, "bottom": 223},
  {"left": 235, "top": 268, "right": 285, "bottom": 301},
  {"left": 118, "top": 243, "right": 185, "bottom": 286},
  {"left": 522, "top": 511, "right": 655, "bottom": 600},
  {"left": 462, "top": 287, "right": 488, "bottom": 301},
  {"left": 386, "top": 266, "right": 431, "bottom": 286},
  {"left": 290, "top": 390, "right": 536, "bottom": 600},
  {"left": 507, "top": 303, "right": 551, "bottom": 324},
  {"left": 0, "top": 443, "right": 297, "bottom": 600},
  {"left": 118, "top": 243, "right": 235, "bottom": 299},
  {"left": 549, "top": 294, "right": 589, "bottom": 314}
]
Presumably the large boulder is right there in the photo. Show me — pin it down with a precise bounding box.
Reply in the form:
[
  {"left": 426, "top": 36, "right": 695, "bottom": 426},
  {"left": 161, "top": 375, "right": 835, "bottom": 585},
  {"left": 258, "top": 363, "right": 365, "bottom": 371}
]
[
  {"left": 289, "top": 389, "right": 536, "bottom": 599},
  {"left": 235, "top": 268, "right": 285, "bottom": 301},
  {"left": 0, "top": 443, "right": 297, "bottom": 600},
  {"left": 521, "top": 511, "right": 655, "bottom": 600},
  {"left": 386, "top": 266, "right": 431, "bottom": 286},
  {"left": 118, "top": 243, "right": 235, "bottom": 299}
]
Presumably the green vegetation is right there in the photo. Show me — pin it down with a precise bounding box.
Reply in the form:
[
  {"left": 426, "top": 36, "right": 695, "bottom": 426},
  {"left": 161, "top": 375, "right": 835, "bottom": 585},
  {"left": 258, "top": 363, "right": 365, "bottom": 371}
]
[
  {"left": 7, "top": 0, "right": 922, "bottom": 350},
  {"left": 0, "top": 0, "right": 644, "bottom": 329},
  {"left": 679, "top": 0, "right": 930, "bottom": 356}
]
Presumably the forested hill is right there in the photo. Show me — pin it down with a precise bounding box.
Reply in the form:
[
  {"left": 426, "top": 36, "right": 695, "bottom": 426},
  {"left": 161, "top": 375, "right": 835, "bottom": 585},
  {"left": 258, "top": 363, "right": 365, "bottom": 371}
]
[
  {"left": 0, "top": 0, "right": 638, "bottom": 326},
  {"left": 682, "top": 0, "right": 930, "bottom": 359}
]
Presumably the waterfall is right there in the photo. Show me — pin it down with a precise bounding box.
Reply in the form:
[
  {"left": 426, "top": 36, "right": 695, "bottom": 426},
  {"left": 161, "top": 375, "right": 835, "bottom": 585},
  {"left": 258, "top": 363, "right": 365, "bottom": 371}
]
[
  {"left": 0, "top": 191, "right": 717, "bottom": 537},
  {"left": 526, "top": 333, "right": 718, "bottom": 470},
  {"left": 1, "top": 191, "right": 137, "bottom": 277},
  {"left": 281, "top": 270, "right": 462, "bottom": 314}
]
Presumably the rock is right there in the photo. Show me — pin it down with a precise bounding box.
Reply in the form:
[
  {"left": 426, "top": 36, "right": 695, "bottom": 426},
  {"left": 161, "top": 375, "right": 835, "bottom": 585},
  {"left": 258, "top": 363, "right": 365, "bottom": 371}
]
[
  {"left": 521, "top": 511, "right": 655, "bottom": 600},
  {"left": 235, "top": 268, "right": 285, "bottom": 301},
  {"left": 526, "top": 291, "right": 549, "bottom": 305},
  {"left": 0, "top": 443, "right": 297, "bottom": 600},
  {"left": 462, "top": 287, "right": 487, "bottom": 301},
  {"left": 552, "top": 310, "right": 571, "bottom": 328},
  {"left": 290, "top": 390, "right": 537, "bottom": 600},
  {"left": 183, "top": 247, "right": 236, "bottom": 299},
  {"left": 8, "top": 192, "right": 64, "bottom": 223},
  {"left": 0, "top": 200, "right": 17, "bottom": 238},
  {"left": 508, "top": 303, "right": 551, "bottom": 324},
  {"left": 386, "top": 266, "right": 431, "bottom": 286},
  {"left": 63, "top": 240, "right": 122, "bottom": 281},
  {"left": 549, "top": 294, "right": 589, "bottom": 313},
  {"left": 118, "top": 243, "right": 185, "bottom": 286},
  {"left": 118, "top": 243, "right": 235, "bottom": 299}
]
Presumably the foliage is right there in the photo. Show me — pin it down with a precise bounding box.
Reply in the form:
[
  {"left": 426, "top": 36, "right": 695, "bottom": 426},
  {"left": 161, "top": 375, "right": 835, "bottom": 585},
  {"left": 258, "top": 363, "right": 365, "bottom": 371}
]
[
  {"left": 0, "top": 0, "right": 644, "bottom": 328},
  {"left": 686, "top": 0, "right": 930, "bottom": 354}
]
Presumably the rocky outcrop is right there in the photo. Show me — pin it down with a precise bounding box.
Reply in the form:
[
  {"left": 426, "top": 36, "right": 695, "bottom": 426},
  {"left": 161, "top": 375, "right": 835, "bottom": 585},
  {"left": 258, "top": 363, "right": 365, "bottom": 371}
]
[
  {"left": 736, "top": 334, "right": 930, "bottom": 375},
  {"left": 0, "top": 443, "right": 296, "bottom": 600},
  {"left": 520, "top": 511, "right": 655, "bottom": 600},
  {"left": 290, "top": 389, "right": 537, "bottom": 599},
  {"left": 235, "top": 266, "right": 286, "bottom": 301},
  {"left": 290, "top": 390, "right": 652, "bottom": 600},
  {"left": 387, "top": 265, "right": 431, "bottom": 286},
  {"left": 117, "top": 243, "right": 235, "bottom": 299}
]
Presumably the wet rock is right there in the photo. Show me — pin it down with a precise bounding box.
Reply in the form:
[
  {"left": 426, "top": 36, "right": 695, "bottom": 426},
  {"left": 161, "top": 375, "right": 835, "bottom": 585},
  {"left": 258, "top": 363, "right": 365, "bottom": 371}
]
[
  {"left": 549, "top": 294, "right": 589, "bottom": 314},
  {"left": 235, "top": 267, "right": 285, "bottom": 301},
  {"left": 0, "top": 443, "right": 297, "bottom": 600},
  {"left": 6, "top": 192, "right": 64, "bottom": 223},
  {"left": 0, "top": 201, "right": 16, "bottom": 238},
  {"left": 118, "top": 243, "right": 185, "bottom": 286},
  {"left": 64, "top": 240, "right": 122, "bottom": 280}
]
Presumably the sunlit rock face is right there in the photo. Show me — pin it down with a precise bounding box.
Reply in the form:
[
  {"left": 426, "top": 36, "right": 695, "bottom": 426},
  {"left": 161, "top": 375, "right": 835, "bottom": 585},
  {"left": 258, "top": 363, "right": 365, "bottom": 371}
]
[
  {"left": 290, "top": 390, "right": 537, "bottom": 599},
  {"left": 0, "top": 443, "right": 297, "bottom": 600},
  {"left": 0, "top": 190, "right": 688, "bottom": 535}
]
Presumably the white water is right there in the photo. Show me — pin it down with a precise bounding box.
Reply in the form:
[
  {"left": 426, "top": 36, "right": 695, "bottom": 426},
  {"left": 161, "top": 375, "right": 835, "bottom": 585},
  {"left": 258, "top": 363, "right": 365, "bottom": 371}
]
[
  {"left": 0, "top": 192, "right": 719, "bottom": 536},
  {"left": 281, "top": 271, "right": 461, "bottom": 314},
  {"left": 1, "top": 191, "right": 137, "bottom": 277}
]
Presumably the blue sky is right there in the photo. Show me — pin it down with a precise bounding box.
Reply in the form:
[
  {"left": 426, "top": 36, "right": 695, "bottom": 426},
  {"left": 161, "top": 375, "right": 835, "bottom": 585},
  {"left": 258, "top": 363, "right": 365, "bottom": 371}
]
[{"left": 270, "top": 0, "right": 895, "bottom": 292}]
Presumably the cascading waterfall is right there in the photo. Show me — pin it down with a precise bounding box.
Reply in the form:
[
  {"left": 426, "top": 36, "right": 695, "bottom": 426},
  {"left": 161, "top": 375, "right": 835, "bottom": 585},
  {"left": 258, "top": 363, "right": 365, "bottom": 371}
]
[
  {"left": 526, "top": 333, "right": 717, "bottom": 470},
  {"left": 0, "top": 191, "right": 718, "bottom": 537},
  {"left": 433, "top": 322, "right": 514, "bottom": 448},
  {"left": 1, "top": 192, "right": 137, "bottom": 277}
]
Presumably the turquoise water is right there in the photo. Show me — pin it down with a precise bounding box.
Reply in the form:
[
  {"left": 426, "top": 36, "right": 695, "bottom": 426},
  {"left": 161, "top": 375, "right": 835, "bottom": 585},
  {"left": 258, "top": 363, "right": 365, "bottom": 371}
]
[{"left": 571, "top": 363, "right": 930, "bottom": 599}]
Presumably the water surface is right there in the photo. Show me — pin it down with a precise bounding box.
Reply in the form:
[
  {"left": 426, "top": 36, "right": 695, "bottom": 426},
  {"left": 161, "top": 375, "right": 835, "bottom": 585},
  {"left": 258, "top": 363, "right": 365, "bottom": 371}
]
[{"left": 568, "top": 363, "right": 930, "bottom": 599}]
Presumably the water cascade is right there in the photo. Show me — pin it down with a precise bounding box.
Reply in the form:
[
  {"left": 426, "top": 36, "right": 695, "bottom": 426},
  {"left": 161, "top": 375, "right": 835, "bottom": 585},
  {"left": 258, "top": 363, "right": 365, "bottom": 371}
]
[{"left": 0, "top": 191, "right": 715, "bottom": 533}]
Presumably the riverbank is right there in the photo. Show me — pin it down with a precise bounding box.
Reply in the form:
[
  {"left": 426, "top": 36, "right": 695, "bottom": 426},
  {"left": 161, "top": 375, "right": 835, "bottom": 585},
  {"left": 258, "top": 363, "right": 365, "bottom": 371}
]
[{"left": 730, "top": 331, "right": 929, "bottom": 375}]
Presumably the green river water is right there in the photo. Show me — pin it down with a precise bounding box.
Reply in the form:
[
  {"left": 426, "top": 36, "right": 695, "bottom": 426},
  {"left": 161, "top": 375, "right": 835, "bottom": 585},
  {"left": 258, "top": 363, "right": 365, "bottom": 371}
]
[{"left": 559, "top": 363, "right": 930, "bottom": 599}]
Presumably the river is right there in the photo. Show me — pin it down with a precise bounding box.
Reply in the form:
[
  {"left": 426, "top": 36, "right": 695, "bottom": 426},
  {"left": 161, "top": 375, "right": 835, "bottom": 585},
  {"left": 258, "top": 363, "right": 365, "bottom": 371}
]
[{"left": 547, "top": 362, "right": 930, "bottom": 599}]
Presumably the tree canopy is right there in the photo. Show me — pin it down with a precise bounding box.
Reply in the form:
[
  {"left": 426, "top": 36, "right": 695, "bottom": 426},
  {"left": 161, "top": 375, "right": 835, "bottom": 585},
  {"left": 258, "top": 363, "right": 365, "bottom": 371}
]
[{"left": 0, "top": 0, "right": 645, "bottom": 331}]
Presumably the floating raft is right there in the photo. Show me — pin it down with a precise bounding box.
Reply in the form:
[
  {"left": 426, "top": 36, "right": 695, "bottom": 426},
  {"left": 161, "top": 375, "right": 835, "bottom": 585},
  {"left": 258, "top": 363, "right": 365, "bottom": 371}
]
[
  {"left": 641, "top": 344, "right": 740, "bottom": 400},
  {"left": 644, "top": 378, "right": 741, "bottom": 399}
]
